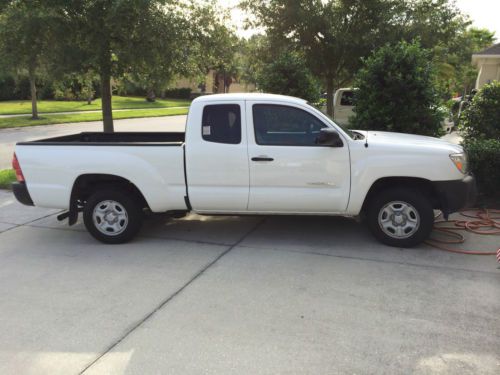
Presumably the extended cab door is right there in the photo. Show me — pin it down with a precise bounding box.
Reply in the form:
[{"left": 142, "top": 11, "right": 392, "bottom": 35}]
[
  {"left": 246, "top": 101, "right": 350, "bottom": 213},
  {"left": 185, "top": 101, "right": 249, "bottom": 212}
]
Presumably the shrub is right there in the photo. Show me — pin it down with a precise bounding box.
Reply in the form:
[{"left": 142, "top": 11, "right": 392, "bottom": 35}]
[
  {"left": 162, "top": 87, "right": 192, "bottom": 99},
  {"left": 349, "top": 40, "right": 443, "bottom": 136},
  {"left": 257, "top": 51, "right": 320, "bottom": 103},
  {"left": 0, "top": 75, "right": 16, "bottom": 100},
  {"left": 0, "top": 169, "right": 16, "bottom": 190},
  {"left": 463, "top": 139, "right": 500, "bottom": 197},
  {"left": 459, "top": 81, "right": 500, "bottom": 140}
]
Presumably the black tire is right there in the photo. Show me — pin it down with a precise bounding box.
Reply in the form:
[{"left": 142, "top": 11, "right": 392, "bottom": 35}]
[
  {"left": 83, "top": 189, "right": 143, "bottom": 244},
  {"left": 367, "top": 187, "right": 434, "bottom": 248}
]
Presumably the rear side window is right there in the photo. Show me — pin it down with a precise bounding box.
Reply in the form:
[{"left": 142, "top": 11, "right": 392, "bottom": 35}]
[
  {"left": 340, "top": 91, "right": 354, "bottom": 106},
  {"left": 202, "top": 104, "right": 241, "bottom": 144}
]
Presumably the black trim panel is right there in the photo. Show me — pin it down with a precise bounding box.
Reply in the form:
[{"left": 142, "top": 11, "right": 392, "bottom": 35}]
[
  {"left": 17, "top": 132, "right": 185, "bottom": 147},
  {"left": 12, "top": 182, "right": 34, "bottom": 206},
  {"left": 432, "top": 175, "right": 477, "bottom": 214}
]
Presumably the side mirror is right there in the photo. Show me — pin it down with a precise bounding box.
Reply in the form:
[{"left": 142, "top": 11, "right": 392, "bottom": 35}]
[{"left": 316, "top": 128, "right": 343, "bottom": 147}]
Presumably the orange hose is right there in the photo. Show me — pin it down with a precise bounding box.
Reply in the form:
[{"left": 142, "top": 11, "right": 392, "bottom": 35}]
[{"left": 425, "top": 209, "right": 500, "bottom": 256}]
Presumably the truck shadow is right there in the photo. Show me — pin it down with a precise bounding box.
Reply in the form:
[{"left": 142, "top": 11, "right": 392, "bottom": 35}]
[{"left": 141, "top": 213, "right": 374, "bottom": 251}]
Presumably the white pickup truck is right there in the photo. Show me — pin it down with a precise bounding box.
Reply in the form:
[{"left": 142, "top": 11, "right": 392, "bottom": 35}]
[{"left": 12, "top": 93, "right": 476, "bottom": 247}]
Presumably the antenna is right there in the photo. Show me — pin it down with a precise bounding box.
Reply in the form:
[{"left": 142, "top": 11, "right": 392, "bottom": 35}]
[{"left": 364, "top": 131, "right": 369, "bottom": 148}]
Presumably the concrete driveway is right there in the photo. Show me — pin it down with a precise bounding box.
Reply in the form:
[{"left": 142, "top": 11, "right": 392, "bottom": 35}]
[
  {"left": 0, "top": 116, "right": 187, "bottom": 169},
  {"left": 0, "top": 190, "right": 499, "bottom": 375}
]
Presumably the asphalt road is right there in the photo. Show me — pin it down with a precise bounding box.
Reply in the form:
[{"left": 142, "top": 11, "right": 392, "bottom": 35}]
[
  {"left": 0, "top": 190, "right": 498, "bottom": 374},
  {"left": 0, "top": 116, "right": 187, "bottom": 169}
]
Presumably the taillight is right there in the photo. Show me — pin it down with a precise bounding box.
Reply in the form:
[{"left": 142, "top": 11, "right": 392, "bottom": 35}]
[{"left": 12, "top": 153, "right": 25, "bottom": 182}]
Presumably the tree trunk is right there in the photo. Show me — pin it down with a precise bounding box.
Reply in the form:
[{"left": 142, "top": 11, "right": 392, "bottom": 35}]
[
  {"left": 29, "top": 68, "right": 39, "bottom": 120},
  {"left": 100, "top": 73, "right": 114, "bottom": 133},
  {"left": 326, "top": 79, "right": 334, "bottom": 118},
  {"left": 146, "top": 88, "right": 156, "bottom": 102}
]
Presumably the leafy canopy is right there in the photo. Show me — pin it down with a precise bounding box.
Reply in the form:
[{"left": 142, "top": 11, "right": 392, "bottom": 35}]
[
  {"left": 257, "top": 51, "right": 320, "bottom": 102},
  {"left": 241, "top": 0, "right": 469, "bottom": 114},
  {"left": 460, "top": 81, "right": 500, "bottom": 141},
  {"left": 349, "top": 40, "right": 443, "bottom": 136}
]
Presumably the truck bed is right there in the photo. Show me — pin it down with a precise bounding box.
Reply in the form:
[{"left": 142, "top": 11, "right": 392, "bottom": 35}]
[{"left": 17, "top": 132, "right": 185, "bottom": 146}]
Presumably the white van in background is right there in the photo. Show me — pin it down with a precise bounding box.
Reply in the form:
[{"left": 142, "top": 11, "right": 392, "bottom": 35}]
[
  {"left": 332, "top": 88, "right": 454, "bottom": 133},
  {"left": 333, "top": 88, "right": 355, "bottom": 126}
]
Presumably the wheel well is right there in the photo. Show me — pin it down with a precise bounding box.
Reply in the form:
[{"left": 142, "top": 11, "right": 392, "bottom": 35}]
[
  {"left": 361, "top": 177, "right": 440, "bottom": 213},
  {"left": 71, "top": 174, "right": 149, "bottom": 209}
]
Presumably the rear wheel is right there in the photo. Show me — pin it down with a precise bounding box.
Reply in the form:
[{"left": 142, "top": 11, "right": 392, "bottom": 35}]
[
  {"left": 367, "top": 188, "right": 434, "bottom": 247},
  {"left": 83, "top": 189, "right": 143, "bottom": 244}
]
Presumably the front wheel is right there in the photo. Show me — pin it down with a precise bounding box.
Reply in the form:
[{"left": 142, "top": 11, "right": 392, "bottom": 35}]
[
  {"left": 367, "top": 188, "right": 434, "bottom": 247},
  {"left": 83, "top": 189, "right": 143, "bottom": 244}
]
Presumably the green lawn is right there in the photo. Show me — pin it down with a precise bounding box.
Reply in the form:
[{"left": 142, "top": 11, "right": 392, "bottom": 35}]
[
  {"left": 0, "top": 96, "right": 190, "bottom": 115},
  {"left": 0, "top": 107, "right": 188, "bottom": 129},
  {"left": 0, "top": 169, "right": 15, "bottom": 190}
]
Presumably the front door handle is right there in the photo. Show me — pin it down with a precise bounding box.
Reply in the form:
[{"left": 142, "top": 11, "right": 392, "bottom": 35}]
[{"left": 251, "top": 156, "right": 274, "bottom": 162}]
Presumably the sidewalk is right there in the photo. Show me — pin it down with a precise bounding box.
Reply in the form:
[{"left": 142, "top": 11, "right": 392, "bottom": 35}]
[{"left": 0, "top": 106, "right": 188, "bottom": 118}]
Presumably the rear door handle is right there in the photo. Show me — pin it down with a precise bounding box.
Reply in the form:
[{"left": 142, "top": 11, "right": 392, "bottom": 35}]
[{"left": 251, "top": 156, "right": 274, "bottom": 162}]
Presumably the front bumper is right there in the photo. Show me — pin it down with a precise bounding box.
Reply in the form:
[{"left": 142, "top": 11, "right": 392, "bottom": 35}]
[
  {"left": 12, "top": 182, "right": 34, "bottom": 206},
  {"left": 432, "top": 175, "right": 477, "bottom": 215}
]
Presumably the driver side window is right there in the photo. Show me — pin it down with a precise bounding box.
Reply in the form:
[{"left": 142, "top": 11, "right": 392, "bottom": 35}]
[{"left": 253, "top": 104, "right": 327, "bottom": 146}]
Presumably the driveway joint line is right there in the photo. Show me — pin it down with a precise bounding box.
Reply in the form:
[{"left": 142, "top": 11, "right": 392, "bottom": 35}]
[
  {"left": 237, "top": 244, "right": 500, "bottom": 276},
  {"left": 0, "top": 210, "right": 63, "bottom": 234},
  {"left": 24, "top": 222, "right": 236, "bottom": 247},
  {"left": 79, "top": 218, "right": 266, "bottom": 374}
]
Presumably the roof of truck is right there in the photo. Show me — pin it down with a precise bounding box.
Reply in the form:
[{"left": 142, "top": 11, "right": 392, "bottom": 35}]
[{"left": 192, "top": 93, "right": 308, "bottom": 104}]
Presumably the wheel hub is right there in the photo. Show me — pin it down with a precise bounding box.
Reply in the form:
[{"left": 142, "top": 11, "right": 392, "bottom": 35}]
[
  {"left": 378, "top": 201, "right": 420, "bottom": 239},
  {"left": 104, "top": 211, "right": 118, "bottom": 223},
  {"left": 92, "top": 200, "right": 128, "bottom": 236}
]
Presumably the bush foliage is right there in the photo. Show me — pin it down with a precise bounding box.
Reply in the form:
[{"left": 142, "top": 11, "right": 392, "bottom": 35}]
[
  {"left": 349, "top": 40, "right": 443, "bottom": 136},
  {"left": 463, "top": 139, "right": 500, "bottom": 197},
  {"left": 460, "top": 81, "right": 500, "bottom": 198},
  {"left": 460, "top": 81, "right": 500, "bottom": 140},
  {"left": 162, "top": 88, "right": 192, "bottom": 99},
  {"left": 257, "top": 51, "right": 320, "bottom": 103}
]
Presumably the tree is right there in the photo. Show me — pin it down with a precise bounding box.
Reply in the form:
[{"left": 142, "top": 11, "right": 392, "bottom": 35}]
[
  {"left": 349, "top": 40, "right": 443, "bottom": 136},
  {"left": 239, "top": 34, "right": 271, "bottom": 87},
  {"left": 0, "top": 1, "right": 54, "bottom": 119},
  {"left": 242, "top": 0, "right": 399, "bottom": 116},
  {"left": 257, "top": 51, "right": 320, "bottom": 102},
  {"left": 44, "top": 0, "right": 199, "bottom": 132},
  {"left": 241, "top": 0, "right": 470, "bottom": 116},
  {"left": 187, "top": 5, "right": 240, "bottom": 94},
  {"left": 460, "top": 81, "right": 500, "bottom": 141}
]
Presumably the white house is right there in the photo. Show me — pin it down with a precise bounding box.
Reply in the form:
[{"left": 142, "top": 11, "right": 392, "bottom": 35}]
[{"left": 472, "top": 43, "right": 500, "bottom": 89}]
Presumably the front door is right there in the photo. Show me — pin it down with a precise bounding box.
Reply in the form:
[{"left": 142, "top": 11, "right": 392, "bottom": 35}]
[{"left": 246, "top": 102, "right": 350, "bottom": 213}]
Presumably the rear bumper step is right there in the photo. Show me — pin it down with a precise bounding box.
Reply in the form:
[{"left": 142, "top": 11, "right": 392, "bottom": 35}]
[{"left": 12, "top": 182, "right": 34, "bottom": 206}]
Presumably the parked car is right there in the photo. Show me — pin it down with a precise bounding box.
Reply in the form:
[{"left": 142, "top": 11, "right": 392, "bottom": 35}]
[
  {"left": 12, "top": 93, "right": 475, "bottom": 247},
  {"left": 333, "top": 88, "right": 355, "bottom": 126},
  {"left": 333, "top": 88, "right": 455, "bottom": 133}
]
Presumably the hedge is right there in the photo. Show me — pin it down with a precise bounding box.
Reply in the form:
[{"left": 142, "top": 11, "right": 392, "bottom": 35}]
[
  {"left": 463, "top": 139, "right": 500, "bottom": 197},
  {"left": 162, "top": 88, "right": 192, "bottom": 99}
]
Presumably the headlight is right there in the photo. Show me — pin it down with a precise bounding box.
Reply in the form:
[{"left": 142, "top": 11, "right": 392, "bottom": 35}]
[{"left": 449, "top": 152, "right": 468, "bottom": 174}]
